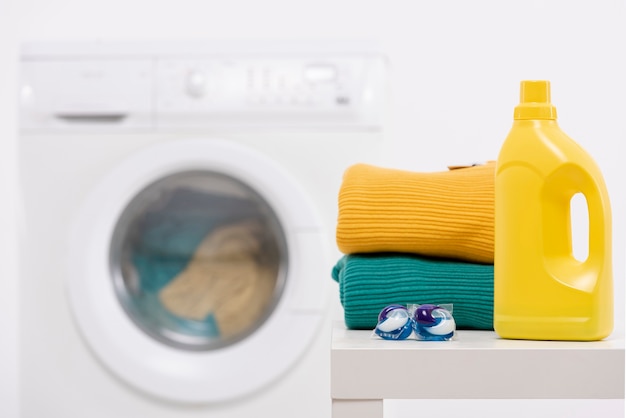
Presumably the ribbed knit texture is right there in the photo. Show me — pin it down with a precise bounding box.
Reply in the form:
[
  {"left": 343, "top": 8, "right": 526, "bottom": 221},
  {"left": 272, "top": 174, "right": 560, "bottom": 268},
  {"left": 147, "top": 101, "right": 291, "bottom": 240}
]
[
  {"left": 332, "top": 253, "right": 494, "bottom": 330},
  {"left": 336, "top": 162, "right": 495, "bottom": 264}
]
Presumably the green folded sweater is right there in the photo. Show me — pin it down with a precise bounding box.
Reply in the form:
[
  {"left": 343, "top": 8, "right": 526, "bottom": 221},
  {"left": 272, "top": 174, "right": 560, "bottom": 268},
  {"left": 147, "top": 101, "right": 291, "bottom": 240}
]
[{"left": 332, "top": 253, "right": 494, "bottom": 330}]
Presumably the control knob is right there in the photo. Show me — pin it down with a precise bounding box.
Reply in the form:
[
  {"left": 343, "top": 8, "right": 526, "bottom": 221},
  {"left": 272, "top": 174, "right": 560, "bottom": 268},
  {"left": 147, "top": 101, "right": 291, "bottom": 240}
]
[{"left": 185, "top": 70, "right": 206, "bottom": 98}]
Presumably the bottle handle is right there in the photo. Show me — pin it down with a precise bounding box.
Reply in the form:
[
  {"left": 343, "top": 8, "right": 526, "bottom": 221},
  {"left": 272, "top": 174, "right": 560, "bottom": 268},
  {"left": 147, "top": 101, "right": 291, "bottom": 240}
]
[
  {"left": 542, "top": 164, "right": 611, "bottom": 292},
  {"left": 582, "top": 171, "right": 611, "bottom": 268}
]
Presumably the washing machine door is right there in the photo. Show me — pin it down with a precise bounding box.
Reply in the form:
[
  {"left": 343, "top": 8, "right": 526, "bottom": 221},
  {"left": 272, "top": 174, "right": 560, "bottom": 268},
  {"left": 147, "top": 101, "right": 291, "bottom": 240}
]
[{"left": 67, "top": 138, "right": 328, "bottom": 403}]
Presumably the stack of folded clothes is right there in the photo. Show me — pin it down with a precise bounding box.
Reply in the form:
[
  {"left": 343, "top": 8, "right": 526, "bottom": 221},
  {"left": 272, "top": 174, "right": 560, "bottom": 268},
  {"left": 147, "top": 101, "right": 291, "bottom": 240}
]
[{"left": 331, "top": 162, "right": 496, "bottom": 330}]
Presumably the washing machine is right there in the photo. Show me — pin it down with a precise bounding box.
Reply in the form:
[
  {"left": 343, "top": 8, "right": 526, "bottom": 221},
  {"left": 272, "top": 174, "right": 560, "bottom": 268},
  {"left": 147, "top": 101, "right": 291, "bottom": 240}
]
[{"left": 17, "top": 41, "right": 388, "bottom": 417}]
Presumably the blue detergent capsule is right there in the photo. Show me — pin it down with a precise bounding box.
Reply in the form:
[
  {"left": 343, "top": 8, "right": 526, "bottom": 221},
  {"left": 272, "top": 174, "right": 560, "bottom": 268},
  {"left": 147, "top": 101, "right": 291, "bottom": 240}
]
[
  {"left": 375, "top": 304, "right": 413, "bottom": 340},
  {"left": 413, "top": 304, "right": 456, "bottom": 341}
]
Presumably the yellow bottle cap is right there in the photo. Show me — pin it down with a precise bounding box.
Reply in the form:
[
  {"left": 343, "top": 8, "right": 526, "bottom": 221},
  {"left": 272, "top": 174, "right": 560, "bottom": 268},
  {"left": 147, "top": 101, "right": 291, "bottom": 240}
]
[{"left": 514, "top": 80, "right": 557, "bottom": 120}]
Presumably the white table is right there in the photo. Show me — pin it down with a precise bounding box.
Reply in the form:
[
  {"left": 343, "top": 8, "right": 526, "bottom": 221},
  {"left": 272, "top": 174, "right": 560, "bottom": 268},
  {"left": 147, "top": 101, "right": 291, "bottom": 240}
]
[{"left": 330, "top": 322, "right": 625, "bottom": 418}]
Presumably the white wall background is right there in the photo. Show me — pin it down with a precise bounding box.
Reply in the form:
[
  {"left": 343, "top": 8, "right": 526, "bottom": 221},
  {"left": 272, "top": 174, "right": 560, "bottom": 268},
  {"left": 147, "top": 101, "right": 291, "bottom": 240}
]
[
  {"left": 1, "top": 0, "right": 624, "bottom": 417},
  {"left": 0, "top": 1, "right": 18, "bottom": 418}
]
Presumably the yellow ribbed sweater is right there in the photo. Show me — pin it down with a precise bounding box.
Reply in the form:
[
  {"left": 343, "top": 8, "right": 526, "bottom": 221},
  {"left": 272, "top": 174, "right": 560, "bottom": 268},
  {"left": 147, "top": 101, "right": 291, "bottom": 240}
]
[{"left": 336, "top": 162, "right": 495, "bottom": 264}]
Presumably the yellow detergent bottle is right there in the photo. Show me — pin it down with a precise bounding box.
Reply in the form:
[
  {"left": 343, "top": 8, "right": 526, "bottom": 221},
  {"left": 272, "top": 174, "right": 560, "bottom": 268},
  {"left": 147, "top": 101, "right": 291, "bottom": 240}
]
[{"left": 494, "top": 80, "right": 613, "bottom": 341}]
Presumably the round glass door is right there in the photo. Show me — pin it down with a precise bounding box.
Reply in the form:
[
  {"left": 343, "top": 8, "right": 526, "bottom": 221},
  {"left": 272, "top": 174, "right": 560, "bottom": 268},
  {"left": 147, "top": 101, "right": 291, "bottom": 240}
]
[{"left": 109, "top": 170, "right": 288, "bottom": 351}]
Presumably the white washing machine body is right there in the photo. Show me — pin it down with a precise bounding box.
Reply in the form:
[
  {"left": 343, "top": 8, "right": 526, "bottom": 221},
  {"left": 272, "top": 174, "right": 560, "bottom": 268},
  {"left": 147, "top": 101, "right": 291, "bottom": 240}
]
[{"left": 17, "top": 41, "right": 388, "bottom": 417}]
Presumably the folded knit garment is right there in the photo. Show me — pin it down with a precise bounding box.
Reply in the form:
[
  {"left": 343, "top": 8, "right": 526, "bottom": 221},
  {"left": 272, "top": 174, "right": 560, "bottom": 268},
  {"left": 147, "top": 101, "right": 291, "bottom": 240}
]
[
  {"left": 336, "top": 162, "right": 495, "bottom": 264},
  {"left": 331, "top": 253, "right": 494, "bottom": 330}
]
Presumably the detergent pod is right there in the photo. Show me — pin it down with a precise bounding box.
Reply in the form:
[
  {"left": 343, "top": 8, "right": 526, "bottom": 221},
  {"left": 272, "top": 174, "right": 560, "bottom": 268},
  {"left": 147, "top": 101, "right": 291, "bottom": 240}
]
[
  {"left": 411, "top": 304, "right": 456, "bottom": 341},
  {"left": 374, "top": 304, "right": 413, "bottom": 340}
]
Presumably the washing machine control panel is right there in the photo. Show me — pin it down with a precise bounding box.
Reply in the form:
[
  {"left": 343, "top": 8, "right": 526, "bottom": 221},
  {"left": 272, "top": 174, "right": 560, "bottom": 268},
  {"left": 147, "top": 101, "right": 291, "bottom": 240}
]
[
  {"left": 162, "top": 60, "right": 350, "bottom": 107},
  {"left": 19, "top": 43, "right": 388, "bottom": 131},
  {"left": 156, "top": 57, "right": 386, "bottom": 129}
]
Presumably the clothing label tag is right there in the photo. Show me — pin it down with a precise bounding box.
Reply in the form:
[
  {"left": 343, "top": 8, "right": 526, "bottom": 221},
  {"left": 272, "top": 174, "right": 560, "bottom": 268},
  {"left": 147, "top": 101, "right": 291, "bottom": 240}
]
[
  {"left": 447, "top": 162, "right": 483, "bottom": 170},
  {"left": 447, "top": 160, "right": 495, "bottom": 170}
]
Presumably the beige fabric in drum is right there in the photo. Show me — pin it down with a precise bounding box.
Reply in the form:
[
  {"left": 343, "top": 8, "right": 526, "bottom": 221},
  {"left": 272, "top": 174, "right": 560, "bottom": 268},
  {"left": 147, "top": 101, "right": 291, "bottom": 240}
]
[{"left": 159, "top": 219, "right": 279, "bottom": 339}]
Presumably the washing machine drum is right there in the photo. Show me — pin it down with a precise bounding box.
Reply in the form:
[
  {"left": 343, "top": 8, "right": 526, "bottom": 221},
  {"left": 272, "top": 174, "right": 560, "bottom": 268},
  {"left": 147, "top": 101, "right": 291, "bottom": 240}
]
[{"left": 67, "top": 138, "right": 328, "bottom": 404}]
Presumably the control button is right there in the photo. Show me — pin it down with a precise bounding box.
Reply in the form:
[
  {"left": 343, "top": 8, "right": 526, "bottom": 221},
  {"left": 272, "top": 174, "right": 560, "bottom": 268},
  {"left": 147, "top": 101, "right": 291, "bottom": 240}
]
[
  {"left": 185, "top": 70, "right": 207, "bottom": 98},
  {"left": 336, "top": 95, "right": 351, "bottom": 106}
]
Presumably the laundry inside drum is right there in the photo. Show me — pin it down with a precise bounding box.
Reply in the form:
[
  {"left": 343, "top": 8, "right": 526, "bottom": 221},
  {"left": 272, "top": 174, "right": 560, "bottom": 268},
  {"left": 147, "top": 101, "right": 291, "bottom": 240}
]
[{"left": 109, "top": 170, "right": 288, "bottom": 350}]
